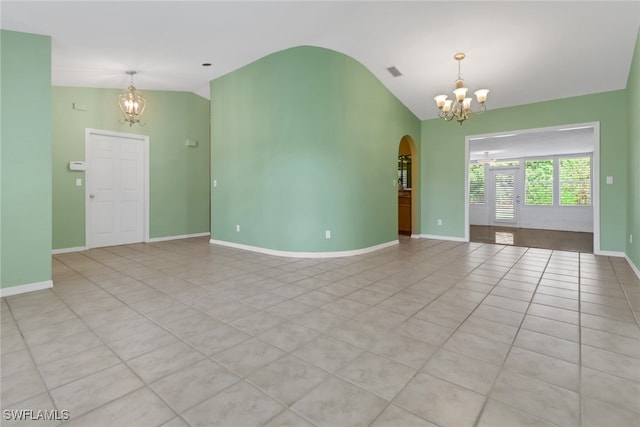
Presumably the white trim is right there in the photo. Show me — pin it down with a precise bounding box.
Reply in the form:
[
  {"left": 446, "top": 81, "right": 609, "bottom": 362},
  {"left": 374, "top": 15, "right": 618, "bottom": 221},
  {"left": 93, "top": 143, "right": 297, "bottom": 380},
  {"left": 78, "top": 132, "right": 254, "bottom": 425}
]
[
  {"left": 147, "top": 232, "right": 210, "bottom": 243},
  {"left": 465, "top": 135, "right": 470, "bottom": 242},
  {"left": 52, "top": 246, "right": 87, "bottom": 254},
  {"left": 85, "top": 128, "right": 150, "bottom": 249},
  {"left": 410, "top": 234, "right": 422, "bottom": 239},
  {"left": 625, "top": 254, "right": 640, "bottom": 280},
  {"left": 465, "top": 121, "right": 601, "bottom": 251},
  {"left": 0, "top": 280, "right": 53, "bottom": 298},
  {"left": 209, "top": 239, "right": 399, "bottom": 258},
  {"left": 592, "top": 122, "right": 601, "bottom": 254},
  {"left": 594, "top": 250, "right": 625, "bottom": 257},
  {"left": 418, "top": 234, "right": 467, "bottom": 242}
]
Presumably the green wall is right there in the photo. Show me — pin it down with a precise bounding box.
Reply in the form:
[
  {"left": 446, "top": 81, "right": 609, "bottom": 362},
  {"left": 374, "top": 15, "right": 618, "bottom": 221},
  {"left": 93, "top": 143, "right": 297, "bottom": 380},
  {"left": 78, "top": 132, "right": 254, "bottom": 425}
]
[
  {"left": 421, "top": 90, "right": 629, "bottom": 253},
  {"left": 626, "top": 29, "right": 640, "bottom": 270},
  {"left": 1, "top": 30, "right": 52, "bottom": 289},
  {"left": 52, "top": 87, "right": 210, "bottom": 249},
  {"left": 210, "top": 46, "right": 420, "bottom": 253}
]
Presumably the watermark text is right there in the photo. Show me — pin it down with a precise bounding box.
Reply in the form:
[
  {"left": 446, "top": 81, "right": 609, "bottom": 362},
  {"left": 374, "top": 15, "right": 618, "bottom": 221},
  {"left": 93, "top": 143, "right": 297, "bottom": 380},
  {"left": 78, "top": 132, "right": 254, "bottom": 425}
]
[{"left": 3, "top": 409, "right": 70, "bottom": 421}]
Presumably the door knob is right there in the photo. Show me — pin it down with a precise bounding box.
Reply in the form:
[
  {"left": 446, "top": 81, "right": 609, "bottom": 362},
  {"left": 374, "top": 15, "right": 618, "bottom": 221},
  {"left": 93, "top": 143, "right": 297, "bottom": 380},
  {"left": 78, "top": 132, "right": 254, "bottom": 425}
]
[{"left": 89, "top": 194, "right": 95, "bottom": 199}]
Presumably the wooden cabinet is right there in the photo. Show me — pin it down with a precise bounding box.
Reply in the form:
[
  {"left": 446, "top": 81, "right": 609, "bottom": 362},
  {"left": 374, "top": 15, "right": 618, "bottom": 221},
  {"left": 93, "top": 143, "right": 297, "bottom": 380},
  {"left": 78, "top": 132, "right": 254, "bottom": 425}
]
[{"left": 398, "top": 192, "right": 411, "bottom": 235}]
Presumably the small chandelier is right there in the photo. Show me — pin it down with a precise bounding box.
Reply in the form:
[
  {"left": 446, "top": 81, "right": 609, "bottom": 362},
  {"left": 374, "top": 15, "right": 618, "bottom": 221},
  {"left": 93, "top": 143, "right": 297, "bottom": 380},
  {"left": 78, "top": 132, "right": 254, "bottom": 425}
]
[
  {"left": 434, "top": 52, "right": 489, "bottom": 125},
  {"left": 118, "top": 71, "right": 146, "bottom": 126},
  {"left": 476, "top": 151, "right": 496, "bottom": 165}
]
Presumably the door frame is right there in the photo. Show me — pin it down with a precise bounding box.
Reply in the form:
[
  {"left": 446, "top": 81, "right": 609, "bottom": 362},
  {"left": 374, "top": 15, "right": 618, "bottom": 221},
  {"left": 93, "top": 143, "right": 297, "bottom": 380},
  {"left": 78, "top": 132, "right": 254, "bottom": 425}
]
[
  {"left": 84, "top": 128, "right": 150, "bottom": 248},
  {"left": 464, "top": 121, "right": 600, "bottom": 253}
]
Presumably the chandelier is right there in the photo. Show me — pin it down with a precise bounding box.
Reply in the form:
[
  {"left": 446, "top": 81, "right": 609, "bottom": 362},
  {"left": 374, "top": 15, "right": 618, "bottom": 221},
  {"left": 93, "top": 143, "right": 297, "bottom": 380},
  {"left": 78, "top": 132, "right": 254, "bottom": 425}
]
[
  {"left": 118, "top": 71, "right": 146, "bottom": 126},
  {"left": 476, "top": 151, "right": 496, "bottom": 165},
  {"left": 434, "top": 53, "right": 489, "bottom": 125}
]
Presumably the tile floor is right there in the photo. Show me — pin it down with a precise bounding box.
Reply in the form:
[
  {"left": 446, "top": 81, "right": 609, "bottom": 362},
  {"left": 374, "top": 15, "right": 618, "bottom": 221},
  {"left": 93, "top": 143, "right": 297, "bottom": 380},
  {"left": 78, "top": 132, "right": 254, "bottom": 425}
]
[{"left": 1, "top": 237, "right": 639, "bottom": 426}]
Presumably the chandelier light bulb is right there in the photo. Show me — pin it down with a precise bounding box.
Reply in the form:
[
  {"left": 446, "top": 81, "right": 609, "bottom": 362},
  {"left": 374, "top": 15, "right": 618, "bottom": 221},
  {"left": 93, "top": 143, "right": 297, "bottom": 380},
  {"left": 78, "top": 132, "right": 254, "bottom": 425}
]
[{"left": 474, "top": 89, "right": 490, "bottom": 104}]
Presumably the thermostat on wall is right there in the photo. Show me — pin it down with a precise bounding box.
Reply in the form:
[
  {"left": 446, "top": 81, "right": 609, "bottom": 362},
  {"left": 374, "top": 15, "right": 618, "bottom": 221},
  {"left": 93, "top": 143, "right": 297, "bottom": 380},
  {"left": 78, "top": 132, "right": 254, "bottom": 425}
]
[{"left": 69, "top": 161, "right": 86, "bottom": 171}]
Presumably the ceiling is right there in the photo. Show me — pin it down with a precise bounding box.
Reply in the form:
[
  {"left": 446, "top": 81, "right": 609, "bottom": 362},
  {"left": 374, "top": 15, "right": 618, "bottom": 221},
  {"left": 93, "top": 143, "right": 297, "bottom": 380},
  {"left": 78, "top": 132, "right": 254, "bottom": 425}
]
[
  {"left": 469, "top": 126, "right": 595, "bottom": 162},
  {"left": 1, "top": 1, "right": 638, "bottom": 120}
]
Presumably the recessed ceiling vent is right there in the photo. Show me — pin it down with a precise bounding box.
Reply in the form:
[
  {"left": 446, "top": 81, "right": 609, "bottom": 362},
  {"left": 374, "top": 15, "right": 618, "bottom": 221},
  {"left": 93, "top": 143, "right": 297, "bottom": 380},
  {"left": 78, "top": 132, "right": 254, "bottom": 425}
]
[{"left": 387, "top": 66, "right": 402, "bottom": 77}]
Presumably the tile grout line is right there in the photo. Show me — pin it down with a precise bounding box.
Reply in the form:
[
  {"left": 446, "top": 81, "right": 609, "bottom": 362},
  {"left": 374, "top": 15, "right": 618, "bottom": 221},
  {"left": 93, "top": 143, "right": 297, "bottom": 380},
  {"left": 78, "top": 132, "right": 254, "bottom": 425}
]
[
  {"left": 55, "top": 242, "right": 414, "bottom": 426},
  {"left": 51, "top": 248, "right": 288, "bottom": 424},
  {"left": 11, "top": 239, "right": 633, "bottom": 426},
  {"left": 366, "top": 243, "right": 531, "bottom": 427},
  {"left": 608, "top": 256, "right": 640, "bottom": 330},
  {"left": 2, "top": 300, "right": 66, "bottom": 426},
  {"left": 578, "top": 253, "right": 583, "bottom": 427},
  {"left": 363, "top": 242, "right": 512, "bottom": 427},
  {"left": 471, "top": 247, "right": 557, "bottom": 427},
  {"left": 45, "top": 254, "right": 185, "bottom": 425},
  {"left": 54, "top": 246, "right": 339, "bottom": 425}
]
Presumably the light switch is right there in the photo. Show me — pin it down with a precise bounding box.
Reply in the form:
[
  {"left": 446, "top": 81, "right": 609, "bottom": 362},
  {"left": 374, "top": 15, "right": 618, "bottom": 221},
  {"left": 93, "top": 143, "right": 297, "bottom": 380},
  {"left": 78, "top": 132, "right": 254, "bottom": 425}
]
[
  {"left": 75, "top": 178, "right": 82, "bottom": 187},
  {"left": 606, "top": 176, "right": 613, "bottom": 185}
]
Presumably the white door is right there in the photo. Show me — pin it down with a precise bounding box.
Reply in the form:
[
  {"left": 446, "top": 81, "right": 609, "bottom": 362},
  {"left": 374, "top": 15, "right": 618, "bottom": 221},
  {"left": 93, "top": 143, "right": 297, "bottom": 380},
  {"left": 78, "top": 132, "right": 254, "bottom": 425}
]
[
  {"left": 490, "top": 169, "right": 519, "bottom": 225},
  {"left": 86, "top": 130, "right": 148, "bottom": 248}
]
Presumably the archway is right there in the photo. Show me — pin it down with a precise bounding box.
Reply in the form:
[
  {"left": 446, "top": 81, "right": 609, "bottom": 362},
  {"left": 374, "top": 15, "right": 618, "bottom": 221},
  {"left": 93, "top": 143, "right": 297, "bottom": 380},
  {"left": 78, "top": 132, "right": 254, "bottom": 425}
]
[{"left": 398, "top": 135, "right": 419, "bottom": 236}]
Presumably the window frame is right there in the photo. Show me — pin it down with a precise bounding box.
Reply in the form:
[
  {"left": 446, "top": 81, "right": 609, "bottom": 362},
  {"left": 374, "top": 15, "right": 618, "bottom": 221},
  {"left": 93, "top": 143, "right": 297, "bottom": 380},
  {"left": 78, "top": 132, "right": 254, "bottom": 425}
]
[
  {"left": 558, "top": 155, "right": 592, "bottom": 207},
  {"left": 469, "top": 163, "right": 486, "bottom": 206},
  {"left": 524, "top": 158, "right": 554, "bottom": 206}
]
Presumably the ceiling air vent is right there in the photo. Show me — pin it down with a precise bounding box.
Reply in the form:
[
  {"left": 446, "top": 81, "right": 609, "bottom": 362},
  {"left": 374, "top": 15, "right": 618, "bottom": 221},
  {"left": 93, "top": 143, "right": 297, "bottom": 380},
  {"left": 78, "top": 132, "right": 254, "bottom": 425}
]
[{"left": 386, "top": 66, "right": 402, "bottom": 77}]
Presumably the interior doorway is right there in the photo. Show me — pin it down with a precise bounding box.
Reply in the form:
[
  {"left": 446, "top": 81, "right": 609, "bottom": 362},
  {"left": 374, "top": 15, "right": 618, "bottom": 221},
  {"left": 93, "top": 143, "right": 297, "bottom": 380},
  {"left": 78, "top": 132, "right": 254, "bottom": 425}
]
[
  {"left": 85, "top": 128, "right": 149, "bottom": 248},
  {"left": 397, "top": 135, "right": 418, "bottom": 236},
  {"left": 465, "top": 122, "right": 599, "bottom": 253}
]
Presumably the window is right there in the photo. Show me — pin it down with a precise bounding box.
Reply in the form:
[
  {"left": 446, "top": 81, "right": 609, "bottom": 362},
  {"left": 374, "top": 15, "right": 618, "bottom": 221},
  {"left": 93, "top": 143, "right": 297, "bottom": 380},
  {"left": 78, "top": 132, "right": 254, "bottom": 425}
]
[
  {"left": 559, "top": 156, "right": 591, "bottom": 206},
  {"left": 469, "top": 164, "right": 485, "bottom": 205},
  {"left": 525, "top": 159, "right": 553, "bottom": 205}
]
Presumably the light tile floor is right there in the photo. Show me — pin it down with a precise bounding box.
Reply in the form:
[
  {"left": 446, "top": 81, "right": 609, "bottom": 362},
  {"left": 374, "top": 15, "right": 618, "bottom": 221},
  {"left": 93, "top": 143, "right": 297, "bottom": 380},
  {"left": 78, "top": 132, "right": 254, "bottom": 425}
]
[{"left": 2, "top": 237, "right": 639, "bottom": 426}]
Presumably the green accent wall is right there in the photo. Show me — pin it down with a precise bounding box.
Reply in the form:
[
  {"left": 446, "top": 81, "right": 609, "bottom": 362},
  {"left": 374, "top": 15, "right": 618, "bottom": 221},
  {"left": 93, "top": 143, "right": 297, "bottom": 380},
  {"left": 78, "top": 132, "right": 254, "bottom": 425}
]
[
  {"left": 210, "top": 46, "right": 420, "bottom": 253},
  {"left": 627, "top": 29, "right": 640, "bottom": 270},
  {"left": 52, "top": 87, "right": 210, "bottom": 249},
  {"left": 421, "top": 90, "right": 629, "bottom": 253},
  {"left": 1, "top": 30, "right": 52, "bottom": 288}
]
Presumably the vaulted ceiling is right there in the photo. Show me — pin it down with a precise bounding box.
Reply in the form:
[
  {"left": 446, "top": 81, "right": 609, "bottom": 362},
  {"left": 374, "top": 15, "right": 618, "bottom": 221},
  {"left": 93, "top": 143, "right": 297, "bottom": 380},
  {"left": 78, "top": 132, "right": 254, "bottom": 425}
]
[{"left": 2, "top": 1, "right": 638, "bottom": 120}]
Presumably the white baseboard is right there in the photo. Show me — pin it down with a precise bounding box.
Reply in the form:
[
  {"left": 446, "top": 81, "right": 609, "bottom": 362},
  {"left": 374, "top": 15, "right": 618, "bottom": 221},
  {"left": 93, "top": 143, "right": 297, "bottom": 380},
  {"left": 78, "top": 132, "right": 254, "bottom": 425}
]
[
  {"left": 594, "top": 249, "right": 625, "bottom": 257},
  {"left": 410, "top": 234, "right": 422, "bottom": 239},
  {"left": 52, "top": 233, "right": 211, "bottom": 254},
  {"left": 418, "top": 234, "right": 468, "bottom": 242},
  {"left": 0, "top": 280, "right": 53, "bottom": 298},
  {"left": 624, "top": 254, "right": 640, "bottom": 280},
  {"left": 52, "top": 246, "right": 87, "bottom": 255},
  {"left": 147, "top": 232, "right": 210, "bottom": 243},
  {"left": 209, "top": 239, "right": 399, "bottom": 258}
]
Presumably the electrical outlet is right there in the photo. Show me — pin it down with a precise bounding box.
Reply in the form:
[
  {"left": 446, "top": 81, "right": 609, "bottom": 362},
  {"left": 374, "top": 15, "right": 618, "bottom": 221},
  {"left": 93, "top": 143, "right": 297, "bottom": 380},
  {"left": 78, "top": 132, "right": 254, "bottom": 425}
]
[
  {"left": 437, "top": 219, "right": 442, "bottom": 226},
  {"left": 236, "top": 224, "right": 240, "bottom": 232},
  {"left": 325, "top": 230, "right": 331, "bottom": 239},
  {"left": 213, "top": 179, "right": 217, "bottom": 187}
]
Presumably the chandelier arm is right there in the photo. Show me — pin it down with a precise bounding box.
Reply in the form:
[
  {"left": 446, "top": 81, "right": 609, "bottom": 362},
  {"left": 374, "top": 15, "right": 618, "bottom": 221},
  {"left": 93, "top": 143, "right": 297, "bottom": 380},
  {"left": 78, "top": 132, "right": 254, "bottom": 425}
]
[{"left": 438, "top": 111, "right": 455, "bottom": 121}]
